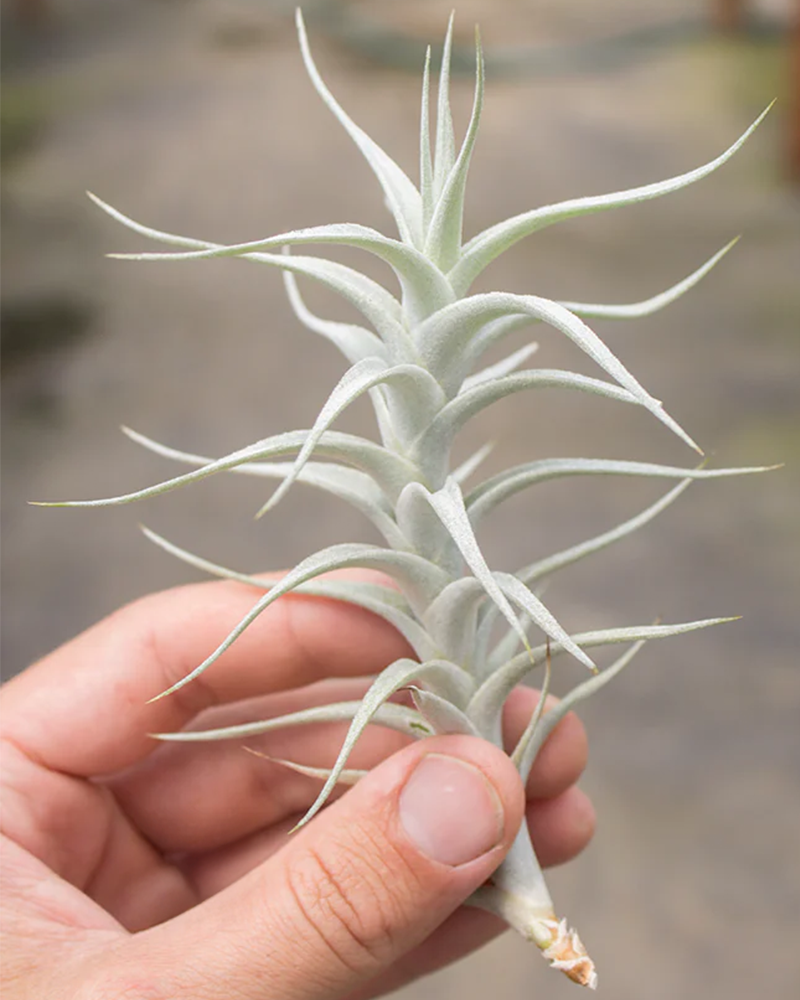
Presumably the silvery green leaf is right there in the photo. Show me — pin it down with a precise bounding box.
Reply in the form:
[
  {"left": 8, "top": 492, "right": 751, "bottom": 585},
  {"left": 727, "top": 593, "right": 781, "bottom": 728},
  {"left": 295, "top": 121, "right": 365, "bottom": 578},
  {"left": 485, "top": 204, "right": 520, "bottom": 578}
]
[
  {"left": 560, "top": 239, "right": 739, "bottom": 320},
  {"left": 517, "top": 478, "right": 693, "bottom": 587},
  {"left": 248, "top": 462, "right": 407, "bottom": 548},
  {"left": 422, "top": 577, "right": 485, "bottom": 667},
  {"left": 94, "top": 206, "right": 407, "bottom": 353},
  {"left": 432, "top": 12, "right": 457, "bottom": 202},
  {"left": 450, "top": 105, "right": 772, "bottom": 294},
  {"left": 296, "top": 10, "right": 423, "bottom": 249},
  {"left": 251, "top": 754, "right": 367, "bottom": 787},
  {"left": 452, "top": 442, "right": 495, "bottom": 485},
  {"left": 418, "top": 292, "right": 700, "bottom": 451},
  {"left": 88, "top": 191, "right": 213, "bottom": 249},
  {"left": 35, "top": 426, "right": 415, "bottom": 509},
  {"left": 91, "top": 193, "right": 412, "bottom": 350},
  {"left": 152, "top": 699, "right": 429, "bottom": 742},
  {"left": 368, "top": 386, "right": 401, "bottom": 453},
  {"left": 485, "top": 479, "right": 693, "bottom": 670},
  {"left": 464, "top": 315, "right": 538, "bottom": 376},
  {"left": 395, "top": 481, "right": 462, "bottom": 577},
  {"left": 419, "top": 45, "right": 434, "bottom": 231},
  {"left": 114, "top": 223, "right": 455, "bottom": 327},
  {"left": 467, "top": 458, "right": 775, "bottom": 525},
  {"left": 125, "top": 424, "right": 416, "bottom": 504},
  {"left": 409, "top": 686, "right": 481, "bottom": 737},
  {"left": 514, "top": 641, "right": 647, "bottom": 784},
  {"left": 414, "top": 369, "right": 637, "bottom": 473},
  {"left": 461, "top": 343, "right": 539, "bottom": 391},
  {"left": 147, "top": 544, "right": 452, "bottom": 701},
  {"left": 124, "top": 245, "right": 412, "bottom": 356},
  {"left": 122, "top": 428, "right": 402, "bottom": 543},
  {"left": 283, "top": 270, "right": 386, "bottom": 363},
  {"left": 377, "top": 366, "right": 449, "bottom": 447},
  {"left": 424, "top": 29, "right": 483, "bottom": 270},
  {"left": 139, "top": 526, "right": 438, "bottom": 661},
  {"left": 511, "top": 647, "right": 552, "bottom": 770},
  {"left": 297, "top": 655, "right": 474, "bottom": 827},
  {"left": 494, "top": 572, "right": 595, "bottom": 671},
  {"left": 256, "top": 358, "right": 445, "bottom": 517},
  {"left": 468, "top": 617, "right": 738, "bottom": 733},
  {"left": 407, "top": 478, "right": 530, "bottom": 653},
  {"left": 474, "top": 605, "right": 533, "bottom": 682}
]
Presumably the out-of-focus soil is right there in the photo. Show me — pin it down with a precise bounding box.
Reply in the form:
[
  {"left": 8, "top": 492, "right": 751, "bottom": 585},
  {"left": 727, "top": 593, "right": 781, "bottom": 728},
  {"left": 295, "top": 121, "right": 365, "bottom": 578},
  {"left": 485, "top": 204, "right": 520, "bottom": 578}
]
[{"left": 2, "top": 2, "right": 798, "bottom": 998}]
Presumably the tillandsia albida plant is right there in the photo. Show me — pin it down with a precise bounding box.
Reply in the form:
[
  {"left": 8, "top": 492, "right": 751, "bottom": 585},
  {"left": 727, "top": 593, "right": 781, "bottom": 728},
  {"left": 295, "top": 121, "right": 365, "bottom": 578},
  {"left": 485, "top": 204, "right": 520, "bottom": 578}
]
[{"left": 37, "top": 10, "right": 776, "bottom": 989}]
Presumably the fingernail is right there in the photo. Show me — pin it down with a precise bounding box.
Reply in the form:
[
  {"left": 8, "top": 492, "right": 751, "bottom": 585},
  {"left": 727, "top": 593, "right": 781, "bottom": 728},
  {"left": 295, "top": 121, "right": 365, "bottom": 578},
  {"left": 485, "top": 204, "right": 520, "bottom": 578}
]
[{"left": 399, "top": 754, "right": 505, "bottom": 866}]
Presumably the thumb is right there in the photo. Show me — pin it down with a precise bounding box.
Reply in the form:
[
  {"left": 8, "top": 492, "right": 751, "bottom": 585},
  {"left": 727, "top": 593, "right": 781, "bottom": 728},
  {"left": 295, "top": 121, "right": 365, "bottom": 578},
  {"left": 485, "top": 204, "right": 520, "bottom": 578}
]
[{"left": 140, "top": 735, "right": 525, "bottom": 1000}]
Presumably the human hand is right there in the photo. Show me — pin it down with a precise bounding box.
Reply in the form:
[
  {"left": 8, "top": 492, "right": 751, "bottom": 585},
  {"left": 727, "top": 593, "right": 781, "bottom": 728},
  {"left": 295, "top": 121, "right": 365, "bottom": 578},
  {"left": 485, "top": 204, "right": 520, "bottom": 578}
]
[{"left": 0, "top": 575, "right": 594, "bottom": 999}]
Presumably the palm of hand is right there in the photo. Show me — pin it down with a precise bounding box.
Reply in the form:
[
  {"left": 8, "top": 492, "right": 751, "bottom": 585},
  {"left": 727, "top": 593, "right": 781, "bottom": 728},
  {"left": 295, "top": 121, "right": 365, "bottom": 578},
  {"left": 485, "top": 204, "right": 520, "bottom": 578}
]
[{"left": 1, "top": 579, "right": 591, "bottom": 999}]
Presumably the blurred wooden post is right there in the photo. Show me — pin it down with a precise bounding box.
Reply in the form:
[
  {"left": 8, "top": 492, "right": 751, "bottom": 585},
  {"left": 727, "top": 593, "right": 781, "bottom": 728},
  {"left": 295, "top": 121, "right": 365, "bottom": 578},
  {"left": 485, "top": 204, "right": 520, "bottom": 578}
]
[
  {"left": 15, "top": 0, "right": 48, "bottom": 27},
  {"left": 712, "top": 0, "right": 745, "bottom": 32},
  {"left": 791, "top": 0, "right": 800, "bottom": 181}
]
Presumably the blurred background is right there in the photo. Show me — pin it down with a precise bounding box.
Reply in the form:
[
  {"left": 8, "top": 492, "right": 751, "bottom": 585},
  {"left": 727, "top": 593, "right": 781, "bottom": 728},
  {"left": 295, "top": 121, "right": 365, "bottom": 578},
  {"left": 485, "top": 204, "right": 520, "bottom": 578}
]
[{"left": 2, "top": 1, "right": 799, "bottom": 997}]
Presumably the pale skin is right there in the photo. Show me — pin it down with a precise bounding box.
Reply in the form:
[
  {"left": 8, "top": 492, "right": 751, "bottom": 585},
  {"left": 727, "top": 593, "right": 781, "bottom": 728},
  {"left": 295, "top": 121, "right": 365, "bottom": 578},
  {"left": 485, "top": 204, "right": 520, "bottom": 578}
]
[{"left": 0, "top": 574, "right": 594, "bottom": 999}]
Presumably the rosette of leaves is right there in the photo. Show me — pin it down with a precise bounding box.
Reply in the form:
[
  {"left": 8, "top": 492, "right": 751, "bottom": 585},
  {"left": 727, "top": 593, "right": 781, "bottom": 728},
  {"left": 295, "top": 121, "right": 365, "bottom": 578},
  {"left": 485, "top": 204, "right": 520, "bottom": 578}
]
[{"left": 38, "top": 11, "right": 774, "bottom": 989}]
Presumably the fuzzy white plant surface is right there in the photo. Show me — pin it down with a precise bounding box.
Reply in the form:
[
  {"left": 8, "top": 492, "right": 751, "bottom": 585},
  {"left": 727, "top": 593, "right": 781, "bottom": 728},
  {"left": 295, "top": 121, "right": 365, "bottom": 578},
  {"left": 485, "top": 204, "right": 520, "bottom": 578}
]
[{"left": 37, "top": 11, "right": 775, "bottom": 989}]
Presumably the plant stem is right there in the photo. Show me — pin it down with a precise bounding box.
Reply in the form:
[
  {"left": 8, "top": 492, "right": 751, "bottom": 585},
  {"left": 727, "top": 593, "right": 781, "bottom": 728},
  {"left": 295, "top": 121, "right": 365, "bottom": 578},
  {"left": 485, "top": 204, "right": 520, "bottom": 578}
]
[{"left": 468, "top": 824, "right": 598, "bottom": 989}]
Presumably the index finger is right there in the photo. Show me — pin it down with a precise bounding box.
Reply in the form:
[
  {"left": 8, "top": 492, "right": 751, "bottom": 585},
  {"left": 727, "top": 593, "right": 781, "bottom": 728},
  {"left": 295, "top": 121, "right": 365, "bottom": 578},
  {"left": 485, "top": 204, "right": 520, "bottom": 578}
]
[{"left": 0, "top": 572, "right": 413, "bottom": 777}]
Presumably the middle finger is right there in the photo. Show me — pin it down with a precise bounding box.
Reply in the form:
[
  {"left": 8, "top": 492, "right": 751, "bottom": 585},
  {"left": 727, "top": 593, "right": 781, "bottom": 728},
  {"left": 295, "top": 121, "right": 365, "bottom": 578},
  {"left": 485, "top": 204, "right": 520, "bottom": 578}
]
[{"left": 108, "top": 682, "right": 588, "bottom": 855}]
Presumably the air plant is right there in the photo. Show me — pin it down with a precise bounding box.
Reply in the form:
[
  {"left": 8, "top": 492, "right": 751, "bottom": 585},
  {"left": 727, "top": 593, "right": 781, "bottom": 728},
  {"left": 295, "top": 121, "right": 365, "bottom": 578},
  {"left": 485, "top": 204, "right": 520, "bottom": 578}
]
[{"left": 36, "top": 10, "right": 774, "bottom": 989}]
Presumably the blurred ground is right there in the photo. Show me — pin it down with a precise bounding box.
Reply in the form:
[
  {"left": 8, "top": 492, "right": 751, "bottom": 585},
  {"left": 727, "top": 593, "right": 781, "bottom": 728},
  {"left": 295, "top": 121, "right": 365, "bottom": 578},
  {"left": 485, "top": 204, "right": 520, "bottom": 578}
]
[{"left": 2, "top": 1, "right": 799, "bottom": 998}]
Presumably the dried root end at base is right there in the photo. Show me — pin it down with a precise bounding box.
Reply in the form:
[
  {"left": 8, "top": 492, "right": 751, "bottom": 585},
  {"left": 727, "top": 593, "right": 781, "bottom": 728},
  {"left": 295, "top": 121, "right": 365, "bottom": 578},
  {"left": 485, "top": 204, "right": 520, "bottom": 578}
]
[{"left": 540, "top": 918, "right": 598, "bottom": 990}]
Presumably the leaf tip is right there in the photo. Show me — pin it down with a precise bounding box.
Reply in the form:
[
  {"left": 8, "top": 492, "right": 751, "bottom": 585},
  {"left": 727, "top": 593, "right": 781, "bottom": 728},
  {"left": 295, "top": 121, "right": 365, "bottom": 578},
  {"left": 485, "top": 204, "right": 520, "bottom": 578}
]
[{"left": 145, "top": 688, "right": 171, "bottom": 705}]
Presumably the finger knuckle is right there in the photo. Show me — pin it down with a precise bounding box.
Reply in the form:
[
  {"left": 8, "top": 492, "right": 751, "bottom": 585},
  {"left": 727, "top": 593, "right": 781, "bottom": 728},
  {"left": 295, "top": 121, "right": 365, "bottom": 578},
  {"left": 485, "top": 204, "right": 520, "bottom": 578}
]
[{"left": 283, "top": 830, "right": 418, "bottom": 979}]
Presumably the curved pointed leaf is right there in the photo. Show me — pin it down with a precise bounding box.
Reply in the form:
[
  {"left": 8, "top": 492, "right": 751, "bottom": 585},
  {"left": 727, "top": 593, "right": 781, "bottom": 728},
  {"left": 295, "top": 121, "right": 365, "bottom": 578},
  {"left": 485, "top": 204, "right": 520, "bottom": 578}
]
[
  {"left": 517, "top": 478, "right": 693, "bottom": 587},
  {"left": 418, "top": 292, "right": 700, "bottom": 451},
  {"left": 247, "top": 462, "right": 405, "bottom": 546},
  {"left": 256, "top": 358, "right": 444, "bottom": 517},
  {"left": 420, "top": 45, "right": 434, "bottom": 231},
  {"left": 283, "top": 271, "right": 386, "bottom": 363},
  {"left": 139, "top": 526, "right": 438, "bottom": 661},
  {"left": 409, "top": 687, "right": 481, "bottom": 737},
  {"left": 494, "top": 572, "right": 595, "bottom": 671},
  {"left": 485, "top": 479, "right": 693, "bottom": 669},
  {"left": 91, "top": 193, "right": 411, "bottom": 352},
  {"left": 296, "top": 10, "right": 423, "bottom": 248},
  {"left": 467, "top": 457, "right": 775, "bottom": 525},
  {"left": 394, "top": 481, "right": 462, "bottom": 577},
  {"left": 465, "top": 315, "right": 538, "bottom": 373},
  {"left": 468, "top": 617, "right": 738, "bottom": 734},
  {"left": 146, "top": 544, "right": 451, "bottom": 701},
  {"left": 425, "top": 29, "right": 484, "bottom": 270},
  {"left": 515, "top": 641, "right": 646, "bottom": 783},
  {"left": 297, "top": 656, "right": 474, "bottom": 828},
  {"left": 248, "top": 753, "right": 367, "bottom": 787},
  {"left": 414, "top": 368, "right": 637, "bottom": 466},
  {"left": 88, "top": 191, "right": 215, "bottom": 249},
  {"left": 560, "top": 239, "right": 739, "bottom": 319},
  {"left": 432, "top": 12, "right": 457, "bottom": 202},
  {"left": 152, "top": 699, "right": 430, "bottom": 742},
  {"left": 422, "top": 577, "right": 485, "bottom": 668},
  {"left": 461, "top": 343, "right": 539, "bottom": 391},
  {"left": 115, "top": 223, "right": 455, "bottom": 327},
  {"left": 452, "top": 442, "right": 495, "bottom": 485},
  {"left": 33, "top": 426, "right": 417, "bottom": 509},
  {"left": 122, "top": 428, "right": 403, "bottom": 544},
  {"left": 405, "top": 478, "right": 530, "bottom": 654},
  {"left": 510, "top": 647, "right": 553, "bottom": 770},
  {"left": 450, "top": 105, "right": 772, "bottom": 293},
  {"left": 130, "top": 247, "right": 411, "bottom": 355}
]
